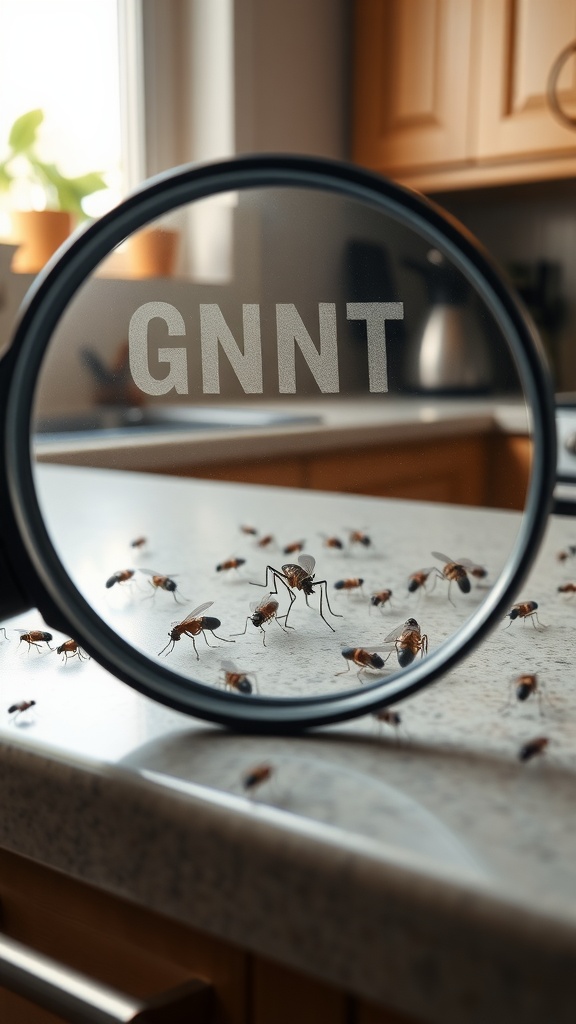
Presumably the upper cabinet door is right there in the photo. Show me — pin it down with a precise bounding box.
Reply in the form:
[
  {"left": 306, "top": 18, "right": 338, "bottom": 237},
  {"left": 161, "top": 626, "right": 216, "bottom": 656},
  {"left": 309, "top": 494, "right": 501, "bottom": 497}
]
[
  {"left": 353, "top": 0, "right": 474, "bottom": 172},
  {"left": 473, "top": 0, "right": 576, "bottom": 159}
]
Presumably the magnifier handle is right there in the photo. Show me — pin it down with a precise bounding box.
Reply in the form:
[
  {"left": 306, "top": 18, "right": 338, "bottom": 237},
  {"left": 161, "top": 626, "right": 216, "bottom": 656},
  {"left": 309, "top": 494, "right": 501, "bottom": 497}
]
[{"left": 0, "top": 931, "right": 213, "bottom": 1023}]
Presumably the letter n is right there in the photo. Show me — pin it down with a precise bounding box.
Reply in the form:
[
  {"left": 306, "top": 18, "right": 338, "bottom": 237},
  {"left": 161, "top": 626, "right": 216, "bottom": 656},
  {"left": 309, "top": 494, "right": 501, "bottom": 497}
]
[
  {"left": 200, "top": 305, "right": 263, "bottom": 394},
  {"left": 276, "top": 304, "right": 339, "bottom": 393}
]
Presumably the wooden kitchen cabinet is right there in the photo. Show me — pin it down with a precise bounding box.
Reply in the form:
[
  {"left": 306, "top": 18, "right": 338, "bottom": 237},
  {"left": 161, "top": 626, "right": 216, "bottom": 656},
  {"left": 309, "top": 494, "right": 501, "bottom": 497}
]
[
  {"left": 353, "top": 0, "right": 576, "bottom": 192},
  {"left": 0, "top": 848, "right": 422, "bottom": 1024},
  {"left": 306, "top": 435, "right": 490, "bottom": 505},
  {"left": 164, "top": 433, "right": 530, "bottom": 511},
  {"left": 353, "top": 0, "right": 475, "bottom": 175},
  {"left": 0, "top": 848, "right": 246, "bottom": 1024}
]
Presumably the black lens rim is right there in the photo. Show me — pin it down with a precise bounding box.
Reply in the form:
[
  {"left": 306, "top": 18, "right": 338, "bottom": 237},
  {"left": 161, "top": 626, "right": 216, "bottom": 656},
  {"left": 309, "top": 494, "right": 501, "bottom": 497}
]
[{"left": 3, "top": 154, "right": 557, "bottom": 732}]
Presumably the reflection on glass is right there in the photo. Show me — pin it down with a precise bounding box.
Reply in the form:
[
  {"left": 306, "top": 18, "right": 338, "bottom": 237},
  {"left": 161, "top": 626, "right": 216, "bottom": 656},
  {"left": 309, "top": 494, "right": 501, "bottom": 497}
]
[{"left": 31, "top": 186, "right": 531, "bottom": 701}]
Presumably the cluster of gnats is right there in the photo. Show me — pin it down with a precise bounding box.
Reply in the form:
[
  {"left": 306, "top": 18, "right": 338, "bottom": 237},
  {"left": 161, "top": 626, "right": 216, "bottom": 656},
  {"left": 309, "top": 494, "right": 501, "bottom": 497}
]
[
  {"left": 1, "top": 625, "right": 89, "bottom": 723},
  {"left": 98, "top": 535, "right": 488, "bottom": 713},
  {"left": 101, "top": 537, "right": 505, "bottom": 775},
  {"left": 3, "top": 529, "right": 571, "bottom": 781},
  {"left": 493, "top": 542, "right": 576, "bottom": 766}
]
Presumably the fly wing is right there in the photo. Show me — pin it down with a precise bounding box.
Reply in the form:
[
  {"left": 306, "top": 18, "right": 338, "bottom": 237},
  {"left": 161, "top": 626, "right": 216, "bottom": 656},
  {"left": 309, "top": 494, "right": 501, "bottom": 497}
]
[
  {"left": 251, "top": 596, "right": 278, "bottom": 612},
  {"left": 181, "top": 601, "right": 214, "bottom": 622},
  {"left": 431, "top": 551, "right": 454, "bottom": 565},
  {"left": 140, "top": 568, "right": 179, "bottom": 576},
  {"left": 382, "top": 621, "right": 408, "bottom": 643},
  {"left": 221, "top": 659, "right": 239, "bottom": 672},
  {"left": 297, "top": 553, "right": 316, "bottom": 574}
]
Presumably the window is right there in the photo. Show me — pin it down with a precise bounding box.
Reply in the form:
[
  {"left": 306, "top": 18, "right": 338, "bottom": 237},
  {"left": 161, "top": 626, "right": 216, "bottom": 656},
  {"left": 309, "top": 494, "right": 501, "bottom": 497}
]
[
  {"left": 0, "top": 0, "right": 124, "bottom": 230},
  {"left": 0, "top": 0, "right": 236, "bottom": 279}
]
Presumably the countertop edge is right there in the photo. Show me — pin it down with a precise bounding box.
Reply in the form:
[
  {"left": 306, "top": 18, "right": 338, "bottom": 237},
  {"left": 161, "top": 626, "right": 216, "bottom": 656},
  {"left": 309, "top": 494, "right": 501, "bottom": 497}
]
[
  {"left": 35, "top": 402, "right": 526, "bottom": 470},
  {"left": 1, "top": 741, "right": 575, "bottom": 1024}
]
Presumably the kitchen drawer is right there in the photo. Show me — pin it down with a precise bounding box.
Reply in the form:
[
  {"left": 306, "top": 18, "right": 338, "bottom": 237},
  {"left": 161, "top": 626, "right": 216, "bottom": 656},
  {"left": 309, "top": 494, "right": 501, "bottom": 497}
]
[
  {"left": 307, "top": 436, "right": 490, "bottom": 506},
  {"left": 0, "top": 848, "right": 431, "bottom": 1024},
  {"left": 0, "top": 848, "right": 245, "bottom": 1024},
  {"left": 156, "top": 455, "right": 308, "bottom": 489}
]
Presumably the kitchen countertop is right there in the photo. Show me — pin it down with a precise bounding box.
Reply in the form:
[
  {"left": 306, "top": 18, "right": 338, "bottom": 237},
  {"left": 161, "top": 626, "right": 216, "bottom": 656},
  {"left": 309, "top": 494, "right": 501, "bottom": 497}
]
[
  {"left": 35, "top": 395, "right": 531, "bottom": 470},
  {"left": 1, "top": 463, "right": 575, "bottom": 1024}
]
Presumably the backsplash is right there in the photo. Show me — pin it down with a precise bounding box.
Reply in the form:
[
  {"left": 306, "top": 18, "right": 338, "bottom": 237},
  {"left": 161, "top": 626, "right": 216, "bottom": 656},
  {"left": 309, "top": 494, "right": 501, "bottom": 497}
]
[
  {"left": 434, "top": 180, "right": 576, "bottom": 393},
  {"left": 3, "top": 181, "right": 575, "bottom": 406}
]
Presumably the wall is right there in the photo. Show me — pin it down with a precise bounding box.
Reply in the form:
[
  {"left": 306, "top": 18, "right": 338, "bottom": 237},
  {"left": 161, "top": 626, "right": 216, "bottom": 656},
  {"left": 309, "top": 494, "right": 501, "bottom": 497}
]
[
  {"left": 234, "top": 0, "right": 350, "bottom": 159},
  {"left": 434, "top": 181, "right": 576, "bottom": 394},
  {"left": 0, "top": 0, "right": 352, "bottom": 409}
]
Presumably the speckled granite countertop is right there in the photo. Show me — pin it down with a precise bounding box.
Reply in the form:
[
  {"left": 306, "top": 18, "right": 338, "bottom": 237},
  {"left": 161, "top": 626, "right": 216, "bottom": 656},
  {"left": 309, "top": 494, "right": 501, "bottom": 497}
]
[{"left": 1, "top": 464, "right": 575, "bottom": 1024}]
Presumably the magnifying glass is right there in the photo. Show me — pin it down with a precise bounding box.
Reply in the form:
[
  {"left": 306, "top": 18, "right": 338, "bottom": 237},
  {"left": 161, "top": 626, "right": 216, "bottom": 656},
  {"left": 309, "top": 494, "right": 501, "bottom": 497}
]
[{"left": 0, "top": 155, "right": 556, "bottom": 732}]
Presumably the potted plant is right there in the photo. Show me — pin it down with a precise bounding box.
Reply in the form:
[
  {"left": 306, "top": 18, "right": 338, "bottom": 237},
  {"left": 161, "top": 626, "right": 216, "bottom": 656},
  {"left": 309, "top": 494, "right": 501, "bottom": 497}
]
[{"left": 0, "top": 108, "right": 108, "bottom": 272}]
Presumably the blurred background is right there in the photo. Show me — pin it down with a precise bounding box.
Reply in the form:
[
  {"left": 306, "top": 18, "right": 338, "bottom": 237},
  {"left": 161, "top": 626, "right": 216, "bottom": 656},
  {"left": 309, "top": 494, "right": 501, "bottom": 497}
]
[{"left": 1, "top": 0, "right": 576, "bottom": 392}]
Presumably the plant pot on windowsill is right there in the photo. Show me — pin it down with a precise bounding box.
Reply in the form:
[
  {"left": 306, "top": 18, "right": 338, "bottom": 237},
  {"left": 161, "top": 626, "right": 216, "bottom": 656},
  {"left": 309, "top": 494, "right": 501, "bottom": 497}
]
[
  {"left": 127, "top": 227, "right": 180, "bottom": 279},
  {"left": 10, "top": 209, "right": 73, "bottom": 273},
  {"left": 1, "top": 109, "right": 108, "bottom": 275}
]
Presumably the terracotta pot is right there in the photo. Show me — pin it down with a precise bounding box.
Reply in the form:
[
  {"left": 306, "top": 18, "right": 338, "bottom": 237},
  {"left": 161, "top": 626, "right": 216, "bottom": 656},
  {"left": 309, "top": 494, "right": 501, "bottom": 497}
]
[
  {"left": 127, "top": 227, "right": 179, "bottom": 278},
  {"left": 10, "top": 210, "right": 72, "bottom": 273}
]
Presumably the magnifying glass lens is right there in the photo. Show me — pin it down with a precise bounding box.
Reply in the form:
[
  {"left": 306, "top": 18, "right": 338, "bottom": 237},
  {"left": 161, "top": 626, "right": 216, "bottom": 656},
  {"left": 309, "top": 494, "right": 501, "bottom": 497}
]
[{"left": 2, "top": 159, "right": 554, "bottom": 729}]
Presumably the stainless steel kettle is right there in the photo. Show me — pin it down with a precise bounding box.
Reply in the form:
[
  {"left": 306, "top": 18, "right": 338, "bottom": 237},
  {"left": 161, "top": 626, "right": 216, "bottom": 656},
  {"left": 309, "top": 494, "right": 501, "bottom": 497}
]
[{"left": 403, "top": 248, "right": 493, "bottom": 393}]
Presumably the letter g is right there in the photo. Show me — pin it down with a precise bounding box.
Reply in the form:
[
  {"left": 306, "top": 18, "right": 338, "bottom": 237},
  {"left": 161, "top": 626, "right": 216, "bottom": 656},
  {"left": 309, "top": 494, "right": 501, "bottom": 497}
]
[{"left": 128, "top": 301, "right": 188, "bottom": 395}]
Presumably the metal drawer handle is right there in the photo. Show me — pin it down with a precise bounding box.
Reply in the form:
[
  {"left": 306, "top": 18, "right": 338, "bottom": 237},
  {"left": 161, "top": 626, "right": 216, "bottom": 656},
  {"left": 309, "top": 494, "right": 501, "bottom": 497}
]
[
  {"left": 547, "top": 39, "right": 576, "bottom": 129},
  {"left": 0, "top": 932, "right": 213, "bottom": 1023}
]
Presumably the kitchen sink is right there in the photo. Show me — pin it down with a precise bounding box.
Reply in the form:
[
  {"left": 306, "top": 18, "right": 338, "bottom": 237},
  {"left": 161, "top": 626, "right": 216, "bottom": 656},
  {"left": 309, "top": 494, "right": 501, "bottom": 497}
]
[{"left": 34, "top": 405, "right": 322, "bottom": 441}]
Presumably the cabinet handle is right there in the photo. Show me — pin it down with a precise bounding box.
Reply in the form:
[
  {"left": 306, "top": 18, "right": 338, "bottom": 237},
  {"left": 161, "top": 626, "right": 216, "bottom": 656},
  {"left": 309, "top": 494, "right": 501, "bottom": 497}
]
[
  {"left": 547, "top": 40, "right": 576, "bottom": 129},
  {"left": 0, "top": 932, "right": 213, "bottom": 1023}
]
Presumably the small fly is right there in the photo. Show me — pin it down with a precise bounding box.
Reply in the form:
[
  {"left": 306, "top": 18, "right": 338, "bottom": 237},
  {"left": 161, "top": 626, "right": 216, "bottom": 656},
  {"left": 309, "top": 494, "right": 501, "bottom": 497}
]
[{"left": 159, "top": 602, "right": 234, "bottom": 659}]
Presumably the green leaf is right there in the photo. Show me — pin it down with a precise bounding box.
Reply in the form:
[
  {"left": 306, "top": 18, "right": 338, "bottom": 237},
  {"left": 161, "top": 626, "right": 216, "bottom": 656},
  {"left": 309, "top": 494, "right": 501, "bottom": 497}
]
[
  {"left": 8, "top": 109, "right": 44, "bottom": 153},
  {"left": 0, "top": 161, "right": 13, "bottom": 192},
  {"left": 3, "top": 112, "right": 108, "bottom": 216},
  {"left": 67, "top": 171, "right": 108, "bottom": 197},
  {"left": 32, "top": 160, "right": 107, "bottom": 216},
  {"left": 55, "top": 181, "right": 85, "bottom": 218}
]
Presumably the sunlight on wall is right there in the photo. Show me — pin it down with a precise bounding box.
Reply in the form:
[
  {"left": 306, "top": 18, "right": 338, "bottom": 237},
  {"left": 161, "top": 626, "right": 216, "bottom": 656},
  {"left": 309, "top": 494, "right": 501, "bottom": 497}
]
[{"left": 0, "top": 0, "right": 122, "bottom": 227}]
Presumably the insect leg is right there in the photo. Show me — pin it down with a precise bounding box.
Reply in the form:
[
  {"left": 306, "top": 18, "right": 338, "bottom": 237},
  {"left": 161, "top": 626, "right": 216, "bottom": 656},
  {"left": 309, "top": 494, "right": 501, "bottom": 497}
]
[
  {"left": 205, "top": 630, "right": 235, "bottom": 647},
  {"left": 231, "top": 617, "right": 250, "bottom": 638},
  {"left": 158, "top": 638, "right": 175, "bottom": 656},
  {"left": 318, "top": 580, "right": 342, "bottom": 619},
  {"left": 274, "top": 615, "right": 294, "bottom": 633},
  {"left": 250, "top": 565, "right": 281, "bottom": 594},
  {"left": 314, "top": 579, "right": 342, "bottom": 630},
  {"left": 335, "top": 660, "right": 351, "bottom": 677},
  {"left": 280, "top": 587, "right": 297, "bottom": 627}
]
